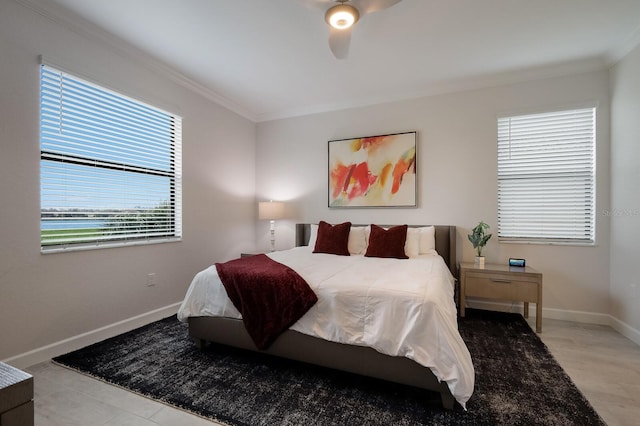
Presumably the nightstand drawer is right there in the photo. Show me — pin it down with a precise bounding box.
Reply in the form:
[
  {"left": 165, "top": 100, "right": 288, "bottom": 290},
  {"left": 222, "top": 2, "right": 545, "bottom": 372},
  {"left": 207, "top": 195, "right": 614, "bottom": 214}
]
[
  {"left": 465, "top": 275, "right": 539, "bottom": 302},
  {"left": 466, "top": 271, "right": 540, "bottom": 284}
]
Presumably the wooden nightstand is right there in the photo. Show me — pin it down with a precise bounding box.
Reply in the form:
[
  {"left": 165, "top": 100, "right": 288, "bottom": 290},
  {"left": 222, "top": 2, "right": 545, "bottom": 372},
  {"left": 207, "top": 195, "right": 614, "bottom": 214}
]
[
  {"left": 459, "top": 262, "right": 543, "bottom": 332},
  {"left": 240, "top": 252, "right": 265, "bottom": 258}
]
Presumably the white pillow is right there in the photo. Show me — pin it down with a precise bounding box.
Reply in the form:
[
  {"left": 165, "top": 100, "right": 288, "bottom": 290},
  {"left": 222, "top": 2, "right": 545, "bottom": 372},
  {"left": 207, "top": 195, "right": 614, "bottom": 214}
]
[
  {"left": 307, "top": 224, "right": 318, "bottom": 248},
  {"left": 405, "top": 228, "right": 420, "bottom": 258},
  {"left": 419, "top": 226, "right": 436, "bottom": 254},
  {"left": 348, "top": 226, "right": 367, "bottom": 255}
]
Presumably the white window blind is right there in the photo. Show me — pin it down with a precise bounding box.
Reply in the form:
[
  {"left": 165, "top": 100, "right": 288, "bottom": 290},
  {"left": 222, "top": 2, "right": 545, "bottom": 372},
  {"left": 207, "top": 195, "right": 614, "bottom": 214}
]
[
  {"left": 40, "top": 64, "right": 182, "bottom": 251},
  {"left": 497, "top": 107, "right": 595, "bottom": 244}
]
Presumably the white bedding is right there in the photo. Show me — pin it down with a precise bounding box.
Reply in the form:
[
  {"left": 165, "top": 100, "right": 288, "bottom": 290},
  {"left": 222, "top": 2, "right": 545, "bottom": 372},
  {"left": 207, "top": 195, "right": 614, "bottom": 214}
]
[{"left": 177, "top": 246, "right": 475, "bottom": 408}]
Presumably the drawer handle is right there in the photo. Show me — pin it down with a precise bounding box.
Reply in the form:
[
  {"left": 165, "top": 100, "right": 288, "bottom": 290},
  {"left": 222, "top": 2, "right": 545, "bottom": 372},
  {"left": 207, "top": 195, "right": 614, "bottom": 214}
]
[{"left": 490, "top": 278, "right": 512, "bottom": 284}]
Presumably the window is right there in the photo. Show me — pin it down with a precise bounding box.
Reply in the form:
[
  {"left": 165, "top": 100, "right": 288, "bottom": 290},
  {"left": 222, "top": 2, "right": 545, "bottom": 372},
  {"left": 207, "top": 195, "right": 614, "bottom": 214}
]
[
  {"left": 497, "top": 107, "right": 595, "bottom": 244},
  {"left": 40, "top": 64, "right": 182, "bottom": 251}
]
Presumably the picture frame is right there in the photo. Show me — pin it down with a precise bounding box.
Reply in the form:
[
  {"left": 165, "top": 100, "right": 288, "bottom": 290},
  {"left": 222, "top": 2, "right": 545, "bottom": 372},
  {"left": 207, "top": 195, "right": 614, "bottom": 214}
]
[{"left": 328, "top": 131, "right": 417, "bottom": 208}]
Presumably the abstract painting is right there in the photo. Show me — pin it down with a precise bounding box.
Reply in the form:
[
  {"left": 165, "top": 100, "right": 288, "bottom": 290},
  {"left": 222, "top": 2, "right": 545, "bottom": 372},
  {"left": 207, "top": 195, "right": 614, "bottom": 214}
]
[{"left": 328, "top": 131, "right": 417, "bottom": 208}]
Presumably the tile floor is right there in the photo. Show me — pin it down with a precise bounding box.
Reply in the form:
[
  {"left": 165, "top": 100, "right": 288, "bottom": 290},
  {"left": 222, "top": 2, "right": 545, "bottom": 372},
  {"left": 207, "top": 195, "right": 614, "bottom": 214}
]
[
  {"left": 526, "top": 317, "right": 640, "bottom": 426},
  {"left": 27, "top": 317, "right": 640, "bottom": 425}
]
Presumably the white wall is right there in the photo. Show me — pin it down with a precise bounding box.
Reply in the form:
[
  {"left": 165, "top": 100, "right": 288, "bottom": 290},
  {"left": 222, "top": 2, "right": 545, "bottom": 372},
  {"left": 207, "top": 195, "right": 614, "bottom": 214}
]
[
  {"left": 257, "top": 70, "right": 611, "bottom": 318},
  {"left": 0, "top": 0, "right": 256, "bottom": 362},
  {"left": 610, "top": 43, "right": 640, "bottom": 333}
]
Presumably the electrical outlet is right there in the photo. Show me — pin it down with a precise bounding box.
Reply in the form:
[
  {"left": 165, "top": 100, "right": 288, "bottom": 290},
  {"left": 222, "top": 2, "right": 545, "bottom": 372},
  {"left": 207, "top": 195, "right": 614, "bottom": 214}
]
[{"left": 147, "top": 273, "right": 156, "bottom": 287}]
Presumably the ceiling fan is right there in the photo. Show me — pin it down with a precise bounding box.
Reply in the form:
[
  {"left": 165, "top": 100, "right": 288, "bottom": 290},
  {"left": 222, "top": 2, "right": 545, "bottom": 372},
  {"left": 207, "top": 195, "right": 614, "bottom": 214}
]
[{"left": 306, "top": 0, "right": 403, "bottom": 59}]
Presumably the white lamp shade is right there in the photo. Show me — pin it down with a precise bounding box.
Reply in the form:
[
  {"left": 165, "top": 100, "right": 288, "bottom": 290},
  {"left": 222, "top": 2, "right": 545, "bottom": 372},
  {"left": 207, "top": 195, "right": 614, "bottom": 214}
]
[{"left": 258, "top": 201, "right": 285, "bottom": 220}]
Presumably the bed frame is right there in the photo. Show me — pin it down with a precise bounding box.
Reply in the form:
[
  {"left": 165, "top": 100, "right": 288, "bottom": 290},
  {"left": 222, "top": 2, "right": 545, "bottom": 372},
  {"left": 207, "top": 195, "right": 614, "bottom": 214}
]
[{"left": 188, "top": 224, "right": 458, "bottom": 409}]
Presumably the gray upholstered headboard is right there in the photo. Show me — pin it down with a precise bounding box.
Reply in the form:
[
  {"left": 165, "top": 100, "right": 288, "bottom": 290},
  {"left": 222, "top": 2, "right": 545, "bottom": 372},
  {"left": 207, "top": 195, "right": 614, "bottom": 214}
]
[{"left": 295, "top": 224, "right": 457, "bottom": 278}]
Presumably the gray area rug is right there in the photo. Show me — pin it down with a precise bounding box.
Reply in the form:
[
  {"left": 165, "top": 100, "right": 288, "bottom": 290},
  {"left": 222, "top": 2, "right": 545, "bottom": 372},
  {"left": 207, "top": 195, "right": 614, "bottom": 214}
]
[{"left": 53, "top": 309, "right": 605, "bottom": 425}]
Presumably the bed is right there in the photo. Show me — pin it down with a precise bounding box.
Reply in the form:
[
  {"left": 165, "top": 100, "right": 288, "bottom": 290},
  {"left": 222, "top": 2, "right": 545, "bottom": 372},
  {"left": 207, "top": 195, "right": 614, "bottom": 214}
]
[{"left": 178, "top": 224, "right": 474, "bottom": 410}]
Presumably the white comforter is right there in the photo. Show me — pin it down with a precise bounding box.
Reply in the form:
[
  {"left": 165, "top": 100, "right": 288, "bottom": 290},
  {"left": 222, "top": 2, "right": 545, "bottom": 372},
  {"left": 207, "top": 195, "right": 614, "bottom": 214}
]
[{"left": 177, "top": 246, "right": 474, "bottom": 408}]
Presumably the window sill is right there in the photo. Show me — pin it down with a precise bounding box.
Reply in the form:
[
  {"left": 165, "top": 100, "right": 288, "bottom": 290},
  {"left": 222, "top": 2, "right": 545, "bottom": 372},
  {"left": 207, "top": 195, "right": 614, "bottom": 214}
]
[
  {"left": 498, "top": 239, "right": 595, "bottom": 247},
  {"left": 41, "top": 237, "right": 182, "bottom": 254}
]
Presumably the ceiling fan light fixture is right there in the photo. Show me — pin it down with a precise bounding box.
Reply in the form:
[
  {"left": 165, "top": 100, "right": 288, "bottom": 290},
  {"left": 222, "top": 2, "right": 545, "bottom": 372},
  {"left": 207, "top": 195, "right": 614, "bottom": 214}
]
[{"left": 325, "top": 4, "right": 359, "bottom": 30}]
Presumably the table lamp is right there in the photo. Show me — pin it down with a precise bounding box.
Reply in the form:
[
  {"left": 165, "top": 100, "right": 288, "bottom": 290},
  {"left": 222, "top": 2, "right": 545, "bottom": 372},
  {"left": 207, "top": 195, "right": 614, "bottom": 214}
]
[{"left": 258, "top": 201, "right": 285, "bottom": 252}]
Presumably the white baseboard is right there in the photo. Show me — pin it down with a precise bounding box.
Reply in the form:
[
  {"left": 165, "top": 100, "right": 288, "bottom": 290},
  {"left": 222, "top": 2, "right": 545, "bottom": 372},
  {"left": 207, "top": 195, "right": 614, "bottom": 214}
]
[
  {"left": 609, "top": 315, "right": 640, "bottom": 347},
  {"left": 465, "top": 299, "right": 640, "bottom": 346},
  {"left": 466, "top": 299, "right": 609, "bottom": 323},
  {"left": 537, "top": 306, "right": 612, "bottom": 325},
  {"left": 3, "top": 302, "right": 181, "bottom": 370}
]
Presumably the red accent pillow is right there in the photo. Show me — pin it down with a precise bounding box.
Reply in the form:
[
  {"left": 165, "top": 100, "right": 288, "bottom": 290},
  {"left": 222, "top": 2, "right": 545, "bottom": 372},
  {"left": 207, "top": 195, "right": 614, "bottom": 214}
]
[
  {"left": 313, "top": 221, "right": 352, "bottom": 256},
  {"left": 365, "top": 224, "right": 409, "bottom": 259}
]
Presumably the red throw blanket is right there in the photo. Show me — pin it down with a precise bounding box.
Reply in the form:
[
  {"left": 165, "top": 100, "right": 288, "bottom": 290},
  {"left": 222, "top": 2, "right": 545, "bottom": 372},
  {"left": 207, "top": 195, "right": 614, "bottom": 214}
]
[{"left": 216, "top": 254, "right": 318, "bottom": 350}]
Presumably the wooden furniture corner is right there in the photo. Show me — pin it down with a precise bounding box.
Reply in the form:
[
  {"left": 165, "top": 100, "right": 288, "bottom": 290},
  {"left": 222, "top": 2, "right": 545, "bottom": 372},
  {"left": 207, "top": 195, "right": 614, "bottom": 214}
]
[
  {"left": 240, "top": 252, "right": 265, "bottom": 258},
  {"left": 0, "top": 362, "right": 34, "bottom": 426}
]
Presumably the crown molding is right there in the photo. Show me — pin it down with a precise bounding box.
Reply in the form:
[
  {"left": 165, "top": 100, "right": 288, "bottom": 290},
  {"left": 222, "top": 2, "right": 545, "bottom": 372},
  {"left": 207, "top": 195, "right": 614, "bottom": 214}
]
[
  {"left": 605, "top": 23, "right": 640, "bottom": 67},
  {"left": 256, "top": 56, "right": 608, "bottom": 122},
  {"left": 14, "top": 0, "right": 257, "bottom": 122}
]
